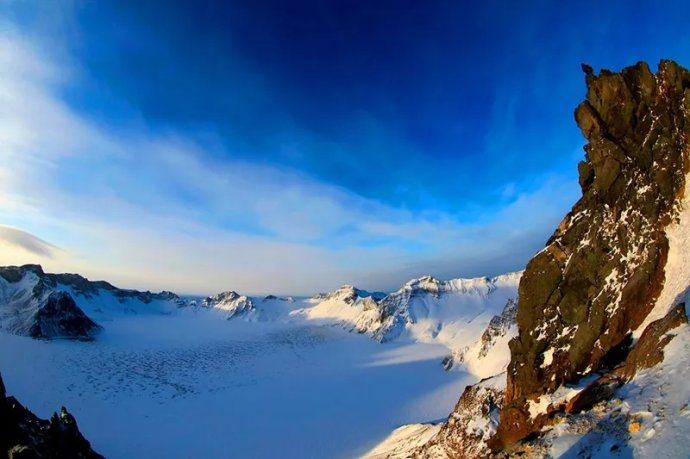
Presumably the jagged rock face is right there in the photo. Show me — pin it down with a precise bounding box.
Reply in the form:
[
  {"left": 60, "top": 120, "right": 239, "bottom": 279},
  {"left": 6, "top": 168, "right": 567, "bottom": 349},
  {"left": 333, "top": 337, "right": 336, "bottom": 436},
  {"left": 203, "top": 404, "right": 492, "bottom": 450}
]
[
  {"left": 477, "top": 299, "right": 517, "bottom": 359},
  {"left": 497, "top": 61, "right": 690, "bottom": 446},
  {"left": 28, "top": 292, "right": 101, "bottom": 340},
  {"left": 0, "top": 372, "right": 103, "bottom": 458},
  {"left": 0, "top": 268, "right": 103, "bottom": 340}
]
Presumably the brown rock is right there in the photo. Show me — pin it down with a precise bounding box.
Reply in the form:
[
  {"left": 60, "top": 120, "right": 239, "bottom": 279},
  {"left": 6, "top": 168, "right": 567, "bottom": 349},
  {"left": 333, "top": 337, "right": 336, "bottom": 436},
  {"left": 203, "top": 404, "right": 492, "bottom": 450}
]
[{"left": 494, "top": 60, "right": 690, "bottom": 448}]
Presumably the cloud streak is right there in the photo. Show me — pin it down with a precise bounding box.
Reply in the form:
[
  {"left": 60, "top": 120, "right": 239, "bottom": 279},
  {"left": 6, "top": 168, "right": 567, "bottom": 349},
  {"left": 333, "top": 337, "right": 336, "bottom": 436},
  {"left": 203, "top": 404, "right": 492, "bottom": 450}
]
[{"left": 0, "top": 225, "right": 61, "bottom": 259}]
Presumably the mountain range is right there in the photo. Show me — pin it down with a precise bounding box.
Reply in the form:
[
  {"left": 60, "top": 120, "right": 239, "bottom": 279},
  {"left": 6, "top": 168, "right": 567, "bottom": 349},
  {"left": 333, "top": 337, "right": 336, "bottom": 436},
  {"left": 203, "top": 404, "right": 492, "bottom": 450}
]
[{"left": 3, "top": 60, "right": 690, "bottom": 458}]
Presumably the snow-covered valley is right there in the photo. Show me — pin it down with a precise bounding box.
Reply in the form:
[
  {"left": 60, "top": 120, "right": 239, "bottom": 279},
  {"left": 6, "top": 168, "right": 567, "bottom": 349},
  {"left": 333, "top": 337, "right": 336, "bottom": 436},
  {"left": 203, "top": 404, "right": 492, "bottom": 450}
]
[
  {"left": 0, "top": 265, "right": 518, "bottom": 458},
  {"left": 0, "top": 314, "right": 468, "bottom": 458}
]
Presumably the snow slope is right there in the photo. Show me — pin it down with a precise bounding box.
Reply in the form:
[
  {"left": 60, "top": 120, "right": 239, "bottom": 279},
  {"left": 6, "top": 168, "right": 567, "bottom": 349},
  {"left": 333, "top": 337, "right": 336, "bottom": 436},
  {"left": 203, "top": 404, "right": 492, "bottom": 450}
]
[
  {"left": 0, "top": 312, "right": 471, "bottom": 458},
  {"left": 293, "top": 285, "right": 386, "bottom": 333},
  {"left": 295, "top": 273, "right": 521, "bottom": 377},
  {"left": 0, "top": 265, "right": 523, "bottom": 457}
]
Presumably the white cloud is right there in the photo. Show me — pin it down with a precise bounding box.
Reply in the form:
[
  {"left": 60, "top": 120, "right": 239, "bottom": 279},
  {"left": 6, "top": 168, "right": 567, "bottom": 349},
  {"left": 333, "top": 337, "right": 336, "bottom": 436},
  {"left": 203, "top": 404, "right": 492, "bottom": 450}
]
[{"left": 0, "top": 26, "right": 580, "bottom": 295}]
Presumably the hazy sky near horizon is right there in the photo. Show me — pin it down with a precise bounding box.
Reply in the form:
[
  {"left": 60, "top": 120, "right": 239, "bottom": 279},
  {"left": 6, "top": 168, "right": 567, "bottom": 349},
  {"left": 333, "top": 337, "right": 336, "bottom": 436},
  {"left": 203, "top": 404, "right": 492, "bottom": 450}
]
[{"left": 2, "top": 1, "right": 690, "bottom": 295}]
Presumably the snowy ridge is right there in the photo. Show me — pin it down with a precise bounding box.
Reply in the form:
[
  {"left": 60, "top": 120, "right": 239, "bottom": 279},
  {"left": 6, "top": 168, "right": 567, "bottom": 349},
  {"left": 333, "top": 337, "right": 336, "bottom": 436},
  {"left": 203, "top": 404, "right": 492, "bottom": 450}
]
[
  {"left": 294, "top": 272, "right": 521, "bottom": 374},
  {"left": 0, "top": 265, "right": 186, "bottom": 337},
  {"left": 293, "top": 285, "right": 386, "bottom": 333},
  {"left": 0, "top": 270, "right": 101, "bottom": 339},
  {"left": 374, "top": 272, "right": 521, "bottom": 356}
]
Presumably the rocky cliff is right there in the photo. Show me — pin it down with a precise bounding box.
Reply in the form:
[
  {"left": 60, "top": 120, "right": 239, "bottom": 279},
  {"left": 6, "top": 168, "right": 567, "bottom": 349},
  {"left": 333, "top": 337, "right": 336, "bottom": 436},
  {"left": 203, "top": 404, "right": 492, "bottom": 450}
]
[
  {"left": 0, "top": 372, "right": 102, "bottom": 458},
  {"left": 398, "top": 60, "right": 690, "bottom": 457},
  {"left": 496, "top": 59, "right": 690, "bottom": 447}
]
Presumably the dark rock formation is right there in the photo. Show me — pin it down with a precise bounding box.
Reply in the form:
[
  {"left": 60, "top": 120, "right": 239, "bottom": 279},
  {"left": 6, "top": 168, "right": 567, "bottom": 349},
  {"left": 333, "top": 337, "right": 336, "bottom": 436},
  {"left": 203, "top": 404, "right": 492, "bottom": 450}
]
[
  {"left": 0, "top": 372, "right": 103, "bottom": 458},
  {"left": 28, "top": 292, "right": 101, "bottom": 340},
  {"left": 495, "top": 60, "right": 690, "bottom": 446}
]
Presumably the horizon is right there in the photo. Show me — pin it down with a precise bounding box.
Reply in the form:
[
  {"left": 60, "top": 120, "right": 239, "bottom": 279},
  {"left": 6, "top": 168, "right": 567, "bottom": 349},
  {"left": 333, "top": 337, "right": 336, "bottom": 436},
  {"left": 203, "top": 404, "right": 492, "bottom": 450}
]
[
  {"left": 2, "top": 1, "right": 690, "bottom": 295},
  {"left": 0, "top": 261, "right": 525, "bottom": 298}
]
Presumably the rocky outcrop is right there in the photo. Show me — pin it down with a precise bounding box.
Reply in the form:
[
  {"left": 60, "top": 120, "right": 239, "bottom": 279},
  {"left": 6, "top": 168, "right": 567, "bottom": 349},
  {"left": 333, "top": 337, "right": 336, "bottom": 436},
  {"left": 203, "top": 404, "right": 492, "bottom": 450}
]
[
  {"left": 565, "top": 302, "right": 688, "bottom": 415},
  {"left": 419, "top": 375, "right": 505, "bottom": 458},
  {"left": 397, "top": 60, "right": 690, "bottom": 458},
  {"left": 476, "top": 299, "right": 517, "bottom": 360},
  {"left": 0, "top": 372, "right": 102, "bottom": 458},
  {"left": 27, "top": 292, "right": 101, "bottom": 340},
  {"left": 493, "top": 60, "right": 690, "bottom": 447}
]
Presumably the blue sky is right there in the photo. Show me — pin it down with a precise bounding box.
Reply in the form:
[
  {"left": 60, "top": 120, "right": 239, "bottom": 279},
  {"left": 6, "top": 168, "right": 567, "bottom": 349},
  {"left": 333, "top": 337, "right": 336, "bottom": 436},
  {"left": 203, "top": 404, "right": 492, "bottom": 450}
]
[{"left": 1, "top": 1, "right": 690, "bottom": 295}]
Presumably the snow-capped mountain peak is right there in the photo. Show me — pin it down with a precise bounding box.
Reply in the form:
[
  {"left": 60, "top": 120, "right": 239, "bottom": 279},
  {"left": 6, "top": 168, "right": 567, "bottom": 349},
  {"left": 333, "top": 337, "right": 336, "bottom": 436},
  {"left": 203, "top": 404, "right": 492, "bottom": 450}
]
[{"left": 202, "top": 290, "right": 255, "bottom": 318}]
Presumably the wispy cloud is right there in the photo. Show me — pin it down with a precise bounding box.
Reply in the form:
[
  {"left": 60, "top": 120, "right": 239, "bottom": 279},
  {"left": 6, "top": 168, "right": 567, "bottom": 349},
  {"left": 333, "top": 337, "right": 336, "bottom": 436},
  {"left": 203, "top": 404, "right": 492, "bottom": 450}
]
[
  {"left": 0, "top": 225, "right": 61, "bottom": 259},
  {"left": 0, "top": 24, "right": 579, "bottom": 295}
]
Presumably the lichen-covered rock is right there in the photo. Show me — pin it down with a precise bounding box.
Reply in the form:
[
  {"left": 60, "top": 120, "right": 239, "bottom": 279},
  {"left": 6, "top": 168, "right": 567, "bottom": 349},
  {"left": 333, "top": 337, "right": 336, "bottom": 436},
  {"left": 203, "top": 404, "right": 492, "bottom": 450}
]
[
  {"left": 0, "top": 372, "right": 103, "bottom": 458},
  {"left": 495, "top": 60, "right": 690, "bottom": 447}
]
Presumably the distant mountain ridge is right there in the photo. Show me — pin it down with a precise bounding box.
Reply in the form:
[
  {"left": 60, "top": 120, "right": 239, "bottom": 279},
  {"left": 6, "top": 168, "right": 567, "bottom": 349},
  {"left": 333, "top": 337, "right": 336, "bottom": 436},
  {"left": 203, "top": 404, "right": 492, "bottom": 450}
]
[
  {"left": 0, "top": 263, "right": 522, "bottom": 371},
  {"left": 295, "top": 272, "right": 522, "bottom": 375},
  {"left": 0, "top": 264, "right": 186, "bottom": 339}
]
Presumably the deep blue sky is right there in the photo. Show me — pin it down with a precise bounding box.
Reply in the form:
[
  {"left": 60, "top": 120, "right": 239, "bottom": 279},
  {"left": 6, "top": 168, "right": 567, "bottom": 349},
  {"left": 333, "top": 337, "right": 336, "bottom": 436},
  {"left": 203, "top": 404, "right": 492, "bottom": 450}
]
[{"left": 2, "top": 1, "right": 690, "bottom": 294}]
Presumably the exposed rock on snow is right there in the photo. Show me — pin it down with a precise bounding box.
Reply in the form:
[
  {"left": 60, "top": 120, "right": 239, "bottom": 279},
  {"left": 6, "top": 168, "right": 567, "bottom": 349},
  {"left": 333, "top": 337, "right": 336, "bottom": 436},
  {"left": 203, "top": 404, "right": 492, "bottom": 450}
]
[
  {"left": 374, "top": 273, "right": 520, "bottom": 344},
  {"left": 202, "top": 291, "right": 256, "bottom": 319},
  {"left": 368, "top": 374, "right": 506, "bottom": 458},
  {"left": 446, "top": 297, "right": 518, "bottom": 377},
  {"left": 420, "top": 374, "right": 505, "bottom": 458},
  {"left": 0, "top": 371, "right": 103, "bottom": 458},
  {"left": 26, "top": 292, "right": 100, "bottom": 340},
  {"left": 0, "top": 268, "right": 100, "bottom": 339}
]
